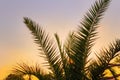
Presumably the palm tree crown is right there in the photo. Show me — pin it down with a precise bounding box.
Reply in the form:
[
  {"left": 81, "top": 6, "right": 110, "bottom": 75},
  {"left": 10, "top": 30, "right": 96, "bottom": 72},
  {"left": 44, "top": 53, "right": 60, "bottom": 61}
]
[{"left": 6, "top": 0, "right": 120, "bottom": 80}]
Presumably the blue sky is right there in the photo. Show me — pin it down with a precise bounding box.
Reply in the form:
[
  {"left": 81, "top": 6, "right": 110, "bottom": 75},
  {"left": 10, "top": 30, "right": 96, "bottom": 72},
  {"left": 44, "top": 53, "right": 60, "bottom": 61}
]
[{"left": 0, "top": 0, "right": 120, "bottom": 79}]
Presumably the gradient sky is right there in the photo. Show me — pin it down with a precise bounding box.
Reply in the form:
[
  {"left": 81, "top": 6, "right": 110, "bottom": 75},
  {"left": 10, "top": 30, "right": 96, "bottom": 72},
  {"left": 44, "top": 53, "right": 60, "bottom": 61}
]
[{"left": 0, "top": 0, "right": 120, "bottom": 79}]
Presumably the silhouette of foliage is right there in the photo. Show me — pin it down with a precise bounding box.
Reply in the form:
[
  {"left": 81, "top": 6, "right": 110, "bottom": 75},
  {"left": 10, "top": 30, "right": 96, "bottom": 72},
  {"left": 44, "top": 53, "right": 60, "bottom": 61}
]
[
  {"left": 6, "top": 0, "right": 120, "bottom": 80},
  {"left": 5, "top": 74, "right": 24, "bottom": 80}
]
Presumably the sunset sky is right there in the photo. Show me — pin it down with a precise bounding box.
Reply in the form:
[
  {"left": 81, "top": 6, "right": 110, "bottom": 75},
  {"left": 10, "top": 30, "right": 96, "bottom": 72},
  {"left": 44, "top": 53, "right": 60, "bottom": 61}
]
[{"left": 0, "top": 0, "right": 120, "bottom": 79}]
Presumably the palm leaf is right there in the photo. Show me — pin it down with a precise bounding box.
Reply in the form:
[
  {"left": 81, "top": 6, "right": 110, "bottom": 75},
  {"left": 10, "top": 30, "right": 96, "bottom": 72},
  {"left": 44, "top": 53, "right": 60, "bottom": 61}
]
[
  {"left": 24, "top": 17, "right": 63, "bottom": 80},
  {"left": 12, "top": 63, "right": 53, "bottom": 80},
  {"left": 89, "top": 39, "right": 120, "bottom": 79},
  {"left": 64, "top": 32, "right": 80, "bottom": 80},
  {"left": 5, "top": 74, "right": 24, "bottom": 80},
  {"left": 54, "top": 33, "right": 69, "bottom": 79},
  {"left": 64, "top": 0, "right": 111, "bottom": 79}
]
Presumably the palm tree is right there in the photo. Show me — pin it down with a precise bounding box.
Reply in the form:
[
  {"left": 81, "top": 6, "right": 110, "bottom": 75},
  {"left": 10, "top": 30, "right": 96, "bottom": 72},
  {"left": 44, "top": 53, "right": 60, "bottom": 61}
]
[{"left": 7, "top": 0, "right": 120, "bottom": 80}]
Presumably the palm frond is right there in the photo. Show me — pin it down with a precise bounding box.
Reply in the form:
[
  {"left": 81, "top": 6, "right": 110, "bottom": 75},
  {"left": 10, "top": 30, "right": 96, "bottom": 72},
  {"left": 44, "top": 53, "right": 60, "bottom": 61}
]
[
  {"left": 24, "top": 17, "right": 64, "bottom": 80},
  {"left": 64, "top": 0, "right": 111, "bottom": 79},
  {"left": 97, "top": 39, "right": 120, "bottom": 65},
  {"left": 54, "top": 33, "right": 68, "bottom": 79},
  {"left": 12, "top": 63, "right": 53, "bottom": 80},
  {"left": 5, "top": 74, "right": 24, "bottom": 80},
  {"left": 54, "top": 33, "right": 64, "bottom": 64},
  {"left": 89, "top": 39, "right": 120, "bottom": 80},
  {"left": 63, "top": 32, "right": 77, "bottom": 80}
]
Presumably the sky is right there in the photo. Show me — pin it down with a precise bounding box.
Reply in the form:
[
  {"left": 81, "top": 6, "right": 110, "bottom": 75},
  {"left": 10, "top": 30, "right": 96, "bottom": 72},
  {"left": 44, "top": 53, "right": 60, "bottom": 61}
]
[{"left": 0, "top": 0, "right": 120, "bottom": 79}]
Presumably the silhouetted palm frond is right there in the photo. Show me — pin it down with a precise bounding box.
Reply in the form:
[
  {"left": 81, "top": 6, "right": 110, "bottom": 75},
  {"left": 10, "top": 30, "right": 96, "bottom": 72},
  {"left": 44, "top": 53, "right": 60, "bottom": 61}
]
[
  {"left": 63, "top": 0, "right": 111, "bottom": 79},
  {"left": 12, "top": 63, "right": 53, "bottom": 80},
  {"left": 5, "top": 74, "right": 24, "bottom": 80},
  {"left": 24, "top": 18, "right": 64, "bottom": 80},
  {"left": 89, "top": 39, "right": 120, "bottom": 80}
]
